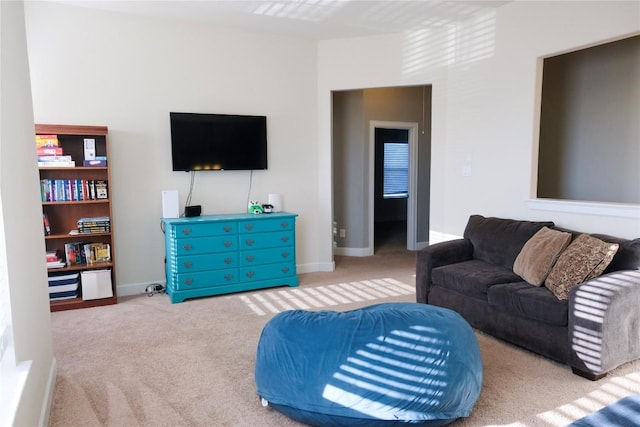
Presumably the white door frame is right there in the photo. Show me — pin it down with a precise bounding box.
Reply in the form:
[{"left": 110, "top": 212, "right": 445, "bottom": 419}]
[{"left": 368, "top": 121, "right": 419, "bottom": 254}]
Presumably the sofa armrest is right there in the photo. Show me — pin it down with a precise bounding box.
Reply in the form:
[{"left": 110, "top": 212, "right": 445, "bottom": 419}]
[
  {"left": 568, "top": 269, "right": 640, "bottom": 379},
  {"left": 415, "top": 239, "right": 474, "bottom": 303}
]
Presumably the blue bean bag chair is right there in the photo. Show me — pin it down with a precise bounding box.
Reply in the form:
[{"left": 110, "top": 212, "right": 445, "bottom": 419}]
[
  {"left": 567, "top": 394, "right": 640, "bottom": 427},
  {"left": 255, "top": 302, "right": 482, "bottom": 426}
]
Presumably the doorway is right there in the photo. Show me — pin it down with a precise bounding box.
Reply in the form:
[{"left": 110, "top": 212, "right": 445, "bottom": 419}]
[
  {"left": 374, "top": 127, "right": 409, "bottom": 253},
  {"left": 370, "top": 122, "right": 418, "bottom": 254},
  {"left": 331, "top": 85, "right": 431, "bottom": 257}
]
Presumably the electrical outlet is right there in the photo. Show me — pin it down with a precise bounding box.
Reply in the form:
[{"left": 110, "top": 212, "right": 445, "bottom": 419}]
[{"left": 339, "top": 229, "right": 346, "bottom": 238}]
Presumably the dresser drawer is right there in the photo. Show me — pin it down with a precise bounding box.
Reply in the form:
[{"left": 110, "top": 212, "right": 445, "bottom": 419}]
[
  {"left": 171, "top": 221, "right": 237, "bottom": 238},
  {"left": 239, "top": 231, "right": 293, "bottom": 250},
  {"left": 238, "top": 217, "right": 294, "bottom": 234},
  {"left": 172, "top": 236, "right": 237, "bottom": 255},
  {"left": 174, "top": 269, "right": 238, "bottom": 290},
  {"left": 171, "top": 253, "right": 237, "bottom": 273},
  {"left": 240, "top": 247, "right": 294, "bottom": 266},
  {"left": 240, "top": 262, "right": 296, "bottom": 283}
]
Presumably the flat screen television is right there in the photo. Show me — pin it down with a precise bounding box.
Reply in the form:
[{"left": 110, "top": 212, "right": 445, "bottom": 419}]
[{"left": 170, "top": 112, "right": 267, "bottom": 171}]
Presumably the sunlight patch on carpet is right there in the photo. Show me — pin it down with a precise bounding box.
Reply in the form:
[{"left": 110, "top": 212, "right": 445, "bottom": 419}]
[{"left": 238, "top": 278, "right": 414, "bottom": 315}]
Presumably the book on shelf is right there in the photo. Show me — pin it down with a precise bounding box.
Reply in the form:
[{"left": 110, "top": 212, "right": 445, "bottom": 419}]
[
  {"left": 46, "top": 247, "right": 65, "bottom": 268},
  {"left": 95, "top": 180, "right": 108, "bottom": 199},
  {"left": 43, "top": 212, "right": 51, "bottom": 235},
  {"left": 86, "top": 243, "right": 111, "bottom": 263},
  {"left": 46, "top": 252, "right": 66, "bottom": 269},
  {"left": 46, "top": 250, "right": 58, "bottom": 262},
  {"left": 63, "top": 242, "right": 111, "bottom": 265},
  {"left": 77, "top": 216, "right": 110, "bottom": 226},
  {"left": 35, "top": 134, "right": 59, "bottom": 148},
  {"left": 65, "top": 242, "right": 86, "bottom": 265},
  {"left": 77, "top": 216, "right": 111, "bottom": 234},
  {"left": 37, "top": 155, "right": 72, "bottom": 162},
  {"left": 40, "top": 179, "right": 109, "bottom": 202},
  {"left": 37, "top": 146, "right": 63, "bottom": 156},
  {"left": 38, "top": 160, "right": 75, "bottom": 167}
]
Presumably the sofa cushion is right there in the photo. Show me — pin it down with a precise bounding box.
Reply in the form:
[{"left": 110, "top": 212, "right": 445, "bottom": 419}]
[
  {"left": 545, "top": 234, "right": 619, "bottom": 300},
  {"left": 553, "top": 229, "right": 640, "bottom": 274},
  {"left": 464, "top": 215, "right": 555, "bottom": 270},
  {"left": 592, "top": 235, "right": 640, "bottom": 273},
  {"left": 488, "top": 282, "right": 568, "bottom": 326},
  {"left": 432, "top": 259, "right": 522, "bottom": 301},
  {"left": 513, "top": 226, "right": 572, "bottom": 286}
]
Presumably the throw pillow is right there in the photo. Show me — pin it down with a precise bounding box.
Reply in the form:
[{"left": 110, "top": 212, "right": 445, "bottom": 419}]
[
  {"left": 513, "top": 226, "right": 572, "bottom": 286},
  {"left": 545, "top": 234, "right": 619, "bottom": 300}
]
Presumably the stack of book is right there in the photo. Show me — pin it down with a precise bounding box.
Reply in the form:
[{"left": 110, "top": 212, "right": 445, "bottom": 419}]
[
  {"left": 36, "top": 134, "right": 75, "bottom": 167},
  {"left": 48, "top": 272, "right": 79, "bottom": 301},
  {"left": 65, "top": 242, "right": 111, "bottom": 265},
  {"left": 77, "top": 216, "right": 111, "bottom": 234},
  {"left": 46, "top": 250, "right": 65, "bottom": 269}
]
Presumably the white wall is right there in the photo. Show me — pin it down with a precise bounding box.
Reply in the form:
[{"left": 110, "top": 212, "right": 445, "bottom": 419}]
[
  {"left": 24, "top": 1, "right": 328, "bottom": 295},
  {"left": 1, "top": 1, "right": 55, "bottom": 425},
  {"left": 318, "top": 0, "right": 640, "bottom": 254},
  {"left": 24, "top": 1, "right": 640, "bottom": 291}
]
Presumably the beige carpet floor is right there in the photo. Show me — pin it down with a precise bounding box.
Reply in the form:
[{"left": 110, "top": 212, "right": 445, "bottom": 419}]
[{"left": 48, "top": 252, "right": 640, "bottom": 426}]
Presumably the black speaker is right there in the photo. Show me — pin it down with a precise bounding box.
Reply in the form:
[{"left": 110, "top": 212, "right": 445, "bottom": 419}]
[{"left": 185, "top": 205, "right": 201, "bottom": 217}]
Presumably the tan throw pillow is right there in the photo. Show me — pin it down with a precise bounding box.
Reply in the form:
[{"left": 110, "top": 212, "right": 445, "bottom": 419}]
[
  {"left": 545, "top": 234, "right": 619, "bottom": 300},
  {"left": 513, "top": 226, "right": 572, "bottom": 286}
]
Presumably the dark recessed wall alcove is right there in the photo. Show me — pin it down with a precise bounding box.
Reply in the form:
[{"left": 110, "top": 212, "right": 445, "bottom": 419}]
[{"left": 538, "top": 35, "right": 640, "bottom": 204}]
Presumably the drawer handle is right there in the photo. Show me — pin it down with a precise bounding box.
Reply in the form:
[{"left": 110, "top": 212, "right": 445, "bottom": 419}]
[
  {"left": 246, "top": 271, "right": 255, "bottom": 278},
  {"left": 183, "top": 261, "right": 193, "bottom": 268},
  {"left": 224, "top": 274, "right": 234, "bottom": 281},
  {"left": 223, "top": 225, "right": 232, "bottom": 232},
  {"left": 245, "top": 239, "right": 254, "bottom": 246},
  {"left": 281, "top": 252, "right": 289, "bottom": 258},
  {"left": 281, "top": 267, "right": 290, "bottom": 274},
  {"left": 223, "top": 241, "right": 233, "bottom": 248},
  {"left": 224, "top": 258, "right": 233, "bottom": 264},
  {"left": 181, "top": 228, "right": 192, "bottom": 235},
  {"left": 244, "top": 224, "right": 254, "bottom": 231},
  {"left": 280, "top": 221, "right": 289, "bottom": 228},
  {"left": 182, "top": 243, "right": 193, "bottom": 251},
  {"left": 184, "top": 278, "right": 193, "bottom": 286},
  {"left": 246, "top": 255, "right": 255, "bottom": 262},
  {"left": 281, "top": 236, "right": 289, "bottom": 243}
]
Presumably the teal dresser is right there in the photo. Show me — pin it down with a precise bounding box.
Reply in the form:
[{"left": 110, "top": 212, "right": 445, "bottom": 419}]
[{"left": 162, "top": 212, "right": 298, "bottom": 303}]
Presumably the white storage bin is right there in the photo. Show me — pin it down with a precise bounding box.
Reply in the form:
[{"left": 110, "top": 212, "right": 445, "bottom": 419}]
[{"left": 81, "top": 269, "right": 113, "bottom": 300}]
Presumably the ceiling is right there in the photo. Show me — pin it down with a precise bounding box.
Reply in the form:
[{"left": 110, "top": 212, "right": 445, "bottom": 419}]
[{"left": 51, "top": 0, "right": 511, "bottom": 40}]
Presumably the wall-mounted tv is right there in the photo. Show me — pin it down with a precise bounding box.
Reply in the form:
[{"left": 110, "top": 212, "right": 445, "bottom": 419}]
[{"left": 170, "top": 112, "right": 267, "bottom": 171}]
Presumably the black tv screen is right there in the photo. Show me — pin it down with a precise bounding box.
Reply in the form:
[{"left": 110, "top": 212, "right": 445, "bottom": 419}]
[{"left": 170, "top": 112, "right": 267, "bottom": 171}]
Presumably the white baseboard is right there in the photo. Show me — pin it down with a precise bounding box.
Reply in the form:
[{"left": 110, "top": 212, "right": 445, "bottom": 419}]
[
  {"left": 39, "top": 357, "right": 57, "bottom": 427},
  {"left": 296, "top": 262, "right": 334, "bottom": 273},
  {"left": 117, "top": 281, "right": 164, "bottom": 297},
  {"left": 333, "top": 247, "right": 373, "bottom": 257}
]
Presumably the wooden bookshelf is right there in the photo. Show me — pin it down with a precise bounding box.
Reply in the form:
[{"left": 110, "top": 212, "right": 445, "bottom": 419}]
[{"left": 37, "top": 124, "right": 117, "bottom": 311}]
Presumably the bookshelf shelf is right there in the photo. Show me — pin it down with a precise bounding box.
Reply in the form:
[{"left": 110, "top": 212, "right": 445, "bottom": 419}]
[
  {"left": 49, "top": 295, "right": 118, "bottom": 311},
  {"left": 45, "top": 232, "right": 112, "bottom": 240},
  {"left": 42, "top": 199, "right": 110, "bottom": 206},
  {"left": 37, "top": 124, "right": 117, "bottom": 312},
  {"left": 48, "top": 261, "right": 113, "bottom": 273}
]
